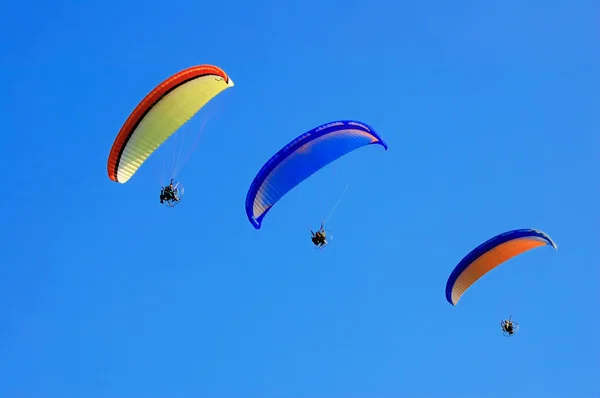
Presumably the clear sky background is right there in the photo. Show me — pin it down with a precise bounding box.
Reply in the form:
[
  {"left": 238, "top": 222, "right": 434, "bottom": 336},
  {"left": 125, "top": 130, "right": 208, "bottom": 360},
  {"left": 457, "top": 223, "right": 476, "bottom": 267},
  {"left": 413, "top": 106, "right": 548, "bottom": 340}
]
[{"left": 1, "top": 0, "right": 598, "bottom": 397}]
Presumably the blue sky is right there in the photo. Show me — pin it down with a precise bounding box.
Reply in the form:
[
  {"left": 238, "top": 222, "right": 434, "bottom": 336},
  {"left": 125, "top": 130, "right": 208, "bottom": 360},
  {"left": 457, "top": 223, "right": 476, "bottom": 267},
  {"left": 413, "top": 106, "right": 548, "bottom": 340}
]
[{"left": 1, "top": 0, "right": 598, "bottom": 397}]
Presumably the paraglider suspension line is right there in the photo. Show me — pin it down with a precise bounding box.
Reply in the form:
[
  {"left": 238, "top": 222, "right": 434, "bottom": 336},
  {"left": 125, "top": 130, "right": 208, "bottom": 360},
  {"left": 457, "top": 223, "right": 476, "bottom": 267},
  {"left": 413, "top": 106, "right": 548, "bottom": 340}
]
[
  {"left": 324, "top": 184, "right": 349, "bottom": 224},
  {"left": 171, "top": 127, "right": 188, "bottom": 179},
  {"left": 174, "top": 117, "right": 209, "bottom": 177}
]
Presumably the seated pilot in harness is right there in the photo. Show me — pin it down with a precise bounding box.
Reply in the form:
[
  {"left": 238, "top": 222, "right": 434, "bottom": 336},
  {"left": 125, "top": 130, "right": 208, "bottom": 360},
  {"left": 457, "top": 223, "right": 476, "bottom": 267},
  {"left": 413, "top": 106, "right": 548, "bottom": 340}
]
[
  {"left": 311, "top": 223, "right": 328, "bottom": 248},
  {"left": 501, "top": 316, "right": 518, "bottom": 336},
  {"left": 160, "top": 179, "right": 180, "bottom": 204}
]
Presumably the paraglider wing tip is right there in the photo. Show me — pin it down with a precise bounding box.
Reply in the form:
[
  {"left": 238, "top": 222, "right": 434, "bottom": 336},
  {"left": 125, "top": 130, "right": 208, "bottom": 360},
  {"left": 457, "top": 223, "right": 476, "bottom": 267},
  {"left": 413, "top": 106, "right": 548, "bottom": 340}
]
[
  {"left": 445, "top": 291, "right": 457, "bottom": 306},
  {"left": 107, "top": 171, "right": 127, "bottom": 184},
  {"left": 532, "top": 228, "right": 558, "bottom": 250},
  {"left": 547, "top": 236, "right": 558, "bottom": 250},
  {"left": 245, "top": 200, "right": 264, "bottom": 229},
  {"left": 248, "top": 215, "right": 262, "bottom": 229},
  {"left": 246, "top": 201, "right": 272, "bottom": 230},
  {"left": 360, "top": 124, "right": 387, "bottom": 151},
  {"left": 445, "top": 276, "right": 457, "bottom": 306}
]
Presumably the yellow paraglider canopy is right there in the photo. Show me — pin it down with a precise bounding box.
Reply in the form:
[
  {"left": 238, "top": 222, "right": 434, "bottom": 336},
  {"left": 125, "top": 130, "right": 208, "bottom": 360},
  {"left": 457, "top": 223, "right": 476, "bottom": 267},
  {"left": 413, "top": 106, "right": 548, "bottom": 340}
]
[{"left": 107, "top": 65, "right": 234, "bottom": 183}]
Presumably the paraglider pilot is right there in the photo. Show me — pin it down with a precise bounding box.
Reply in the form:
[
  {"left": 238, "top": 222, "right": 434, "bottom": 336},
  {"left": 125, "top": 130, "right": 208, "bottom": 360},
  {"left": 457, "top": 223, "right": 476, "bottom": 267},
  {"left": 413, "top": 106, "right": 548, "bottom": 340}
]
[
  {"left": 311, "top": 223, "right": 327, "bottom": 247},
  {"left": 160, "top": 179, "right": 179, "bottom": 204},
  {"left": 501, "top": 316, "right": 517, "bottom": 336}
]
